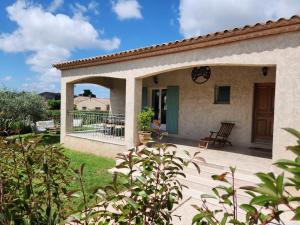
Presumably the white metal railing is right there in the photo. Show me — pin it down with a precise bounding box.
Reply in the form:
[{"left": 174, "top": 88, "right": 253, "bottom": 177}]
[{"left": 67, "top": 111, "right": 125, "bottom": 143}]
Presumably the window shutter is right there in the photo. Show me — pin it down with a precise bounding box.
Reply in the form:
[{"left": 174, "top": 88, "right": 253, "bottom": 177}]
[
  {"left": 166, "top": 86, "right": 179, "bottom": 134},
  {"left": 141, "top": 87, "right": 148, "bottom": 110}
]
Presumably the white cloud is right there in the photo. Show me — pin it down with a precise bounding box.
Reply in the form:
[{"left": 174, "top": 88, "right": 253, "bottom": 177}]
[
  {"left": 0, "top": 0, "right": 120, "bottom": 92},
  {"left": 88, "top": 1, "right": 100, "bottom": 15},
  {"left": 112, "top": 0, "right": 142, "bottom": 20},
  {"left": 70, "top": 2, "right": 88, "bottom": 20},
  {"left": 48, "top": 0, "right": 64, "bottom": 12},
  {"left": 2, "top": 76, "right": 13, "bottom": 81},
  {"left": 70, "top": 1, "right": 100, "bottom": 20},
  {"left": 179, "top": 0, "right": 300, "bottom": 38}
]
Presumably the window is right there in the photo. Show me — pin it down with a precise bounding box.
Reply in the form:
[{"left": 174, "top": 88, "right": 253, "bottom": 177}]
[
  {"left": 95, "top": 107, "right": 101, "bottom": 110},
  {"left": 215, "top": 86, "right": 231, "bottom": 104},
  {"left": 106, "top": 105, "right": 110, "bottom": 111},
  {"left": 82, "top": 106, "right": 87, "bottom": 110}
]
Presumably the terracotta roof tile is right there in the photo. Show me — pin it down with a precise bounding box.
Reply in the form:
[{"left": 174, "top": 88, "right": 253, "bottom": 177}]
[{"left": 53, "top": 15, "right": 300, "bottom": 70}]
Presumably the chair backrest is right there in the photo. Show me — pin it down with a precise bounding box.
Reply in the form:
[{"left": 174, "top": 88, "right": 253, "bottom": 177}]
[
  {"left": 36, "top": 120, "right": 55, "bottom": 129},
  {"left": 217, "top": 122, "right": 235, "bottom": 138},
  {"left": 73, "top": 119, "right": 83, "bottom": 127}
]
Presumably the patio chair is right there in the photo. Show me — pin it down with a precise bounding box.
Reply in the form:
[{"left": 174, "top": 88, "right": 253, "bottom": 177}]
[
  {"left": 73, "top": 119, "right": 83, "bottom": 127},
  {"left": 35, "top": 120, "right": 60, "bottom": 134},
  {"left": 199, "top": 122, "right": 235, "bottom": 149}
]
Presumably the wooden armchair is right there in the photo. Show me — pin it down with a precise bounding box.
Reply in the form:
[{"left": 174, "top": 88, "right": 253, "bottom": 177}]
[{"left": 199, "top": 122, "right": 235, "bottom": 149}]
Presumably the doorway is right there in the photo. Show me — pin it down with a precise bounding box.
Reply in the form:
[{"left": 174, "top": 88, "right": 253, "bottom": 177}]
[
  {"left": 252, "top": 83, "right": 275, "bottom": 144},
  {"left": 151, "top": 88, "right": 167, "bottom": 130}
]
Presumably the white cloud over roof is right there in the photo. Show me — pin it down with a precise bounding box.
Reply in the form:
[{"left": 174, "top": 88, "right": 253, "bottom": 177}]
[
  {"left": 112, "top": 0, "right": 142, "bottom": 20},
  {"left": 179, "top": 0, "right": 300, "bottom": 38}
]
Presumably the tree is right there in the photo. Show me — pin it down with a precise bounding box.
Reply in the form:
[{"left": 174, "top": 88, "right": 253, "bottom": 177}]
[
  {"left": 0, "top": 89, "right": 47, "bottom": 134},
  {"left": 79, "top": 89, "right": 96, "bottom": 98},
  {"left": 47, "top": 99, "right": 61, "bottom": 110}
]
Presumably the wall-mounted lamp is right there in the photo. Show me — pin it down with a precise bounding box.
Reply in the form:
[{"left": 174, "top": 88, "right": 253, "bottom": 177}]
[
  {"left": 153, "top": 76, "right": 158, "bottom": 84},
  {"left": 262, "top": 67, "right": 268, "bottom": 76}
]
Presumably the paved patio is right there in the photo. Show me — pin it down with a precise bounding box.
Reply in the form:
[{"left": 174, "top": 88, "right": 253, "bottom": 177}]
[{"left": 162, "top": 138, "right": 274, "bottom": 224}]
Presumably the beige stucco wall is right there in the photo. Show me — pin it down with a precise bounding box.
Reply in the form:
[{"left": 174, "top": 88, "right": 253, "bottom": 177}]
[
  {"left": 61, "top": 31, "right": 300, "bottom": 162},
  {"left": 62, "top": 135, "right": 126, "bottom": 158},
  {"left": 75, "top": 98, "right": 109, "bottom": 111},
  {"left": 143, "top": 66, "right": 276, "bottom": 146},
  {"left": 110, "top": 79, "right": 126, "bottom": 114}
]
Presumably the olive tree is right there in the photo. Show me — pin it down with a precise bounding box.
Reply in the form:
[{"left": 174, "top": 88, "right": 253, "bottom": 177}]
[{"left": 0, "top": 89, "right": 46, "bottom": 134}]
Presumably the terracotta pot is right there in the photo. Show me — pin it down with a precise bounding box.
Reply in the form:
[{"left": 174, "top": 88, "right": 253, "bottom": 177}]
[{"left": 138, "top": 131, "right": 152, "bottom": 145}]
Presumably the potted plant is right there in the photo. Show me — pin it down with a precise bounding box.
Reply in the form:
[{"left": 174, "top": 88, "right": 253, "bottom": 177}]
[{"left": 137, "top": 107, "right": 154, "bottom": 145}]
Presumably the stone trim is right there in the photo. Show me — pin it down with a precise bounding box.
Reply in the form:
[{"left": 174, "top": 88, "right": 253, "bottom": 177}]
[{"left": 54, "top": 16, "right": 300, "bottom": 70}]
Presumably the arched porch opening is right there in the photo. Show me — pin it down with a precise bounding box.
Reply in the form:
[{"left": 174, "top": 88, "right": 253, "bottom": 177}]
[{"left": 61, "top": 76, "right": 126, "bottom": 145}]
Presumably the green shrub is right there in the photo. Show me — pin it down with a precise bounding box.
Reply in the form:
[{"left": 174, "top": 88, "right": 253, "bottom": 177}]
[
  {"left": 9, "top": 120, "right": 32, "bottom": 134},
  {"left": 69, "top": 130, "right": 201, "bottom": 224},
  {"left": 0, "top": 135, "right": 73, "bottom": 224},
  {"left": 47, "top": 99, "right": 61, "bottom": 110},
  {"left": 44, "top": 110, "right": 61, "bottom": 125},
  {"left": 137, "top": 107, "right": 154, "bottom": 131}
]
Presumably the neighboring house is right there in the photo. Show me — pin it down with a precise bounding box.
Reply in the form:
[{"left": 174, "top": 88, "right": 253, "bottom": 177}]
[
  {"left": 54, "top": 16, "right": 300, "bottom": 165},
  {"left": 39, "top": 92, "right": 61, "bottom": 100},
  {"left": 74, "top": 96, "right": 110, "bottom": 111}
]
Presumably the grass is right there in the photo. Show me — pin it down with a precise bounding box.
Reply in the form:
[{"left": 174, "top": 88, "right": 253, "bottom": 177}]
[
  {"left": 64, "top": 148, "right": 116, "bottom": 193},
  {"left": 39, "top": 134, "right": 117, "bottom": 194},
  {"left": 12, "top": 133, "right": 119, "bottom": 208}
]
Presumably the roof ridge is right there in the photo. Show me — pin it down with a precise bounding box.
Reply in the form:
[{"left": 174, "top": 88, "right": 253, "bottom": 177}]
[{"left": 54, "top": 15, "right": 300, "bottom": 70}]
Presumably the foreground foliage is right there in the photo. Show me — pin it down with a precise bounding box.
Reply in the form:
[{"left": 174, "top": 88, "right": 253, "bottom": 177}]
[
  {"left": 193, "top": 128, "right": 300, "bottom": 225},
  {"left": 0, "top": 135, "right": 72, "bottom": 224},
  {"left": 70, "top": 135, "right": 201, "bottom": 224}
]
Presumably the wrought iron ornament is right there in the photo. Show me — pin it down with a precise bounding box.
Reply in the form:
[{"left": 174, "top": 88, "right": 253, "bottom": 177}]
[{"left": 191, "top": 66, "right": 211, "bottom": 84}]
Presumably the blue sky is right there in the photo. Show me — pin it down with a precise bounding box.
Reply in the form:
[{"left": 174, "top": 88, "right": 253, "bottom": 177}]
[{"left": 1, "top": 0, "right": 300, "bottom": 98}]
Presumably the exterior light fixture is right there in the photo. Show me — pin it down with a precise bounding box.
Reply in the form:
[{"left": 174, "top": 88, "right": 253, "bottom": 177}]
[
  {"left": 262, "top": 67, "right": 268, "bottom": 76},
  {"left": 153, "top": 76, "right": 158, "bottom": 84},
  {"left": 191, "top": 66, "right": 211, "bottom": 84}
]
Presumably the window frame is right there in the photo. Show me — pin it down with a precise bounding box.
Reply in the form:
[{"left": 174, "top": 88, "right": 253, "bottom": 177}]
[{"left": 214, "top": 85, "right": 231, "bottom": 104}]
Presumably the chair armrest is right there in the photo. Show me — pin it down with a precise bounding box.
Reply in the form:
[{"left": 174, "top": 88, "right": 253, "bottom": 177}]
[{"left": 209, "top": 131, "right": 217, "bottom": 138}]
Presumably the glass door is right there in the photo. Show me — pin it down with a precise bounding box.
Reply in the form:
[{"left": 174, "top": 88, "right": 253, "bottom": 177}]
[{"left": 151, "top": 88, "right": 167, "bottom": 130}]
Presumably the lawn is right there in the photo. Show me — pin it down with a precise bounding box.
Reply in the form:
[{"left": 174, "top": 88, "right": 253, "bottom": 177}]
[
  {"left": 41, "top": 134, "right": 116, "bottom": 194},
  {"left": 14, "top": 133, "right": 119, "bottom": 209},
  {"left": 6, "top": 134, "right": 123, "bottom": 213}
]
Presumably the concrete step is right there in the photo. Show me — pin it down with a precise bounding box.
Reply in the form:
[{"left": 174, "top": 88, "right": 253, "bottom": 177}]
[
  {"left": 172, "top": 196, "right": 247, "bottom": 225},
  {"left": 181, "top": 154, "right": 268, "bottom": 176},
  {"left": 183, "top": 189, "right": 247, "bottom": 216},
  {"left": 185, "top": 163, "right": 260, "bottom": 185},
  {"left": 183, "top": 170, "right": 257, "bottom": 190},
  {"left": 179, "top": 176, "right": 252, "bottom": 205}
]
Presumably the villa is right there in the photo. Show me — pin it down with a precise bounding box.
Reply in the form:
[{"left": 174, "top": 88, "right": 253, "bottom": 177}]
[{"left": 54, "top": 16, "right": 300, "bottom": 168}]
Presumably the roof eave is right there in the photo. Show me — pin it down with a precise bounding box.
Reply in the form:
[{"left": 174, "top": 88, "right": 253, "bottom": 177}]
[{"left": 53, "top": 16, "right": 300, "bottom": 71}]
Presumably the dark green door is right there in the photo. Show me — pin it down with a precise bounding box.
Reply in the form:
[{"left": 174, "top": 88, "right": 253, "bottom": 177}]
[{"left": 166, "top": 86, "right": 179, "bottom": 134}]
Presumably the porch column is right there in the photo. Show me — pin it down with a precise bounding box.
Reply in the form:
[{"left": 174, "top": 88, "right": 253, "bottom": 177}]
[
  {"left": 60, "top": 81, "right": 74, "bottom": 143},
  {"left": 273, "top": 62, "right": 300, "bottom": 163},
  {"left": 125, "top": 77, "right": 142, "bottom": 148}
]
